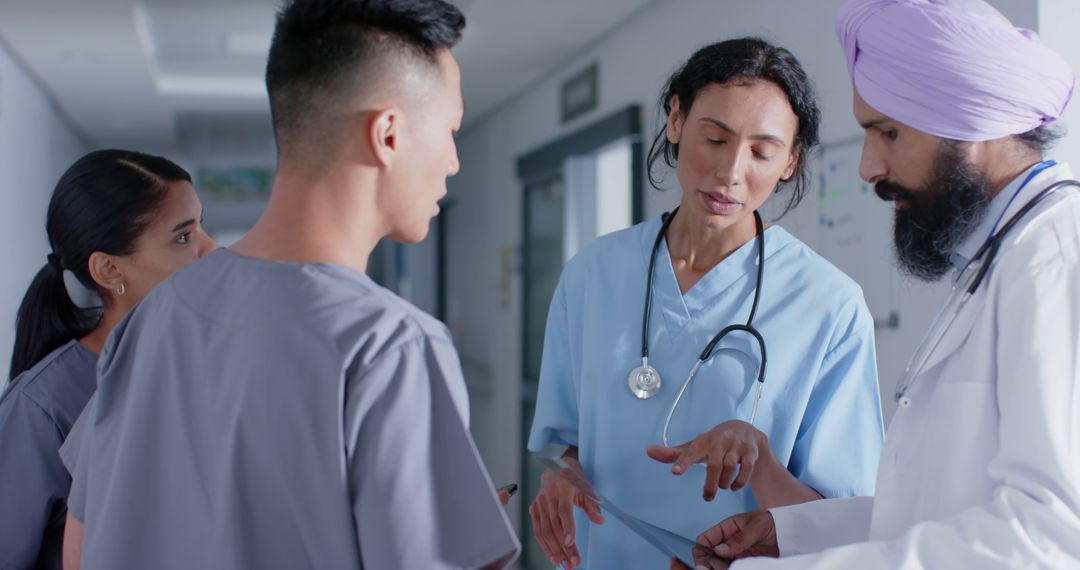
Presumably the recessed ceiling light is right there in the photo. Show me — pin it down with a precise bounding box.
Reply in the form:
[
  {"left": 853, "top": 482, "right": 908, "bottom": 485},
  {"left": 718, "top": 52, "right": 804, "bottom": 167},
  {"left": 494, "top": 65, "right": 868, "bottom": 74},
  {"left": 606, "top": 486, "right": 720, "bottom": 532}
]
[
  {"left": 226, "top": 32, "right": 272, "bottom": 56},
  {"left": 157, "top": 75, "right": 266, "bottom": 99}
]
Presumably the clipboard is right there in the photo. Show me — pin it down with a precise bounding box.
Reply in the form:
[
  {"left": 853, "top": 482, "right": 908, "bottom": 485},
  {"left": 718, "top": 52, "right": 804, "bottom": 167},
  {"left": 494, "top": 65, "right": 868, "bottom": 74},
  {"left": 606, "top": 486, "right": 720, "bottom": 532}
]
[{"left": 536, "top": 456, "right": 728, "bottom": 568}]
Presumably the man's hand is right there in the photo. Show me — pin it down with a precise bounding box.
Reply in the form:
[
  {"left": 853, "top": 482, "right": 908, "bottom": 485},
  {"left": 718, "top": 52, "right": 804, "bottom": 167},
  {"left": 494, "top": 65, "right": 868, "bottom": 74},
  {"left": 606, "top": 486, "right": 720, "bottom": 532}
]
[
  {"left": 497, "top": 483, "right": 517, "bottom": 506},
  {"left": 669, "top": 543, "right": 732, "bottom": 569},
  {"left": 671, "top": 510, "right": 778, "bottom": 568},
  {"left": 703, "top": 510, "right": 779, "bottom": 560},
  {"left": 669, "top": 557, "right": 728, "bottom": 570}
]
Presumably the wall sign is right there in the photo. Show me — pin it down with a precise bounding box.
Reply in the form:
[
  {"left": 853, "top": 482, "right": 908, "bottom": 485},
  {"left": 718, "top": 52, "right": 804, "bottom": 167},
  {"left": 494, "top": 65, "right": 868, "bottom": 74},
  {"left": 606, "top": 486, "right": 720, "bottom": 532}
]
[{"left": 561, "top": 63, "right": 598, "bottom": 124}]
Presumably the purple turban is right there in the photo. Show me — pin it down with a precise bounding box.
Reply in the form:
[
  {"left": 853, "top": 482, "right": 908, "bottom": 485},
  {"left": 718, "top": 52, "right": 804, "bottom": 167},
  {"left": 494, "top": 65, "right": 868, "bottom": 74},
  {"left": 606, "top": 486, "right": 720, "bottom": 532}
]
[{"left": 836, "top": 0, "right": 1075, "bottom": 141}]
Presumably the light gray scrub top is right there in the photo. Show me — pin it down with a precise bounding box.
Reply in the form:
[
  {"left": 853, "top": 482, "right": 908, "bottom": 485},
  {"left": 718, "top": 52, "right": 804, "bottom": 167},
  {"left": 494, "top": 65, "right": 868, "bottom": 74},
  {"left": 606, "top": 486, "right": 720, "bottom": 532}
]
[
  {"left": 61, "top": 249, "right": 520, "bottom": 570},
  {"left": 0, "top": 340, "right": 96, "bottom": 570}
]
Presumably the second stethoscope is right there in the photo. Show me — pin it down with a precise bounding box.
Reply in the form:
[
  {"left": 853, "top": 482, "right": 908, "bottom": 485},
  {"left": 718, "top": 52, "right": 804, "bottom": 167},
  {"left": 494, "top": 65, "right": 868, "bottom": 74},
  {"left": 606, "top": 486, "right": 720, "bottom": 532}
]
[
  {"left": 627, "top": 207, "right": 769, "bottom": 446},
  {"left": 894, "top": 177, "right": 1080, "bottom": 407}
]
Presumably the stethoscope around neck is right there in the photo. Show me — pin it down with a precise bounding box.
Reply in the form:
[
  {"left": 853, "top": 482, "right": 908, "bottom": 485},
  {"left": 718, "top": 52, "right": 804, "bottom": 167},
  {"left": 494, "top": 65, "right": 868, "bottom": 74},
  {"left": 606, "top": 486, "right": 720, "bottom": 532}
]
[
  {"left": 628, "top": 207, "right": 769, "bottom": 446},
  {"left": 894, "top": 176, "right": 1080, "bottom": 407}
]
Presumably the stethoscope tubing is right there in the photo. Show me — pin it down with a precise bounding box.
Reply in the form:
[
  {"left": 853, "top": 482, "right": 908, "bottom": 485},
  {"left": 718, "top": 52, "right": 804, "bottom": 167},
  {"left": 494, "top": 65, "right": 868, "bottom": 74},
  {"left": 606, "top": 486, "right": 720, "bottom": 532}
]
[
  {"left": 641, "top": 208, "right": 769, "bottom": 444},
  {"left": 894, "top": 179, "right": 1080, "bottom": 404}
]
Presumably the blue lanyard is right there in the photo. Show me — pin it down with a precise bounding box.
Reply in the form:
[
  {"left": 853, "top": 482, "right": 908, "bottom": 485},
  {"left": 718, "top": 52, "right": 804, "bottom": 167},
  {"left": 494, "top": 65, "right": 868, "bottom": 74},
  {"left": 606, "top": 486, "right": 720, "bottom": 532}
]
[{"left": 989, "top": 160, "right": 1056, "bottom": 237}]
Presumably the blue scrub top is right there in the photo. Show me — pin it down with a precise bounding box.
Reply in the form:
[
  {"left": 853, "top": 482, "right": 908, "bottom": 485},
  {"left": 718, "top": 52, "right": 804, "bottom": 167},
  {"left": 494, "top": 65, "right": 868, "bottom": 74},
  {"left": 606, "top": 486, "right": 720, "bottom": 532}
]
[
  {"left": 0, "top": 340, "right": 96, "bottom": 570},
  {"left": 528, "top": 216, "right": 884, "bottom": 568}
]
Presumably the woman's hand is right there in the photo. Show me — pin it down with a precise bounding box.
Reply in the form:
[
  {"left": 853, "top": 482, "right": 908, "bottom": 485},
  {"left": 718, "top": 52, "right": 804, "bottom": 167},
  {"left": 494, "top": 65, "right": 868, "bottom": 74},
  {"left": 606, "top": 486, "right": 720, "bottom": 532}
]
[
  {"left": 647, "top": 420, "right": 768, "bottom": 501},
  {"left": 529, "top": 455, "right": 604, "bottom": 568}
]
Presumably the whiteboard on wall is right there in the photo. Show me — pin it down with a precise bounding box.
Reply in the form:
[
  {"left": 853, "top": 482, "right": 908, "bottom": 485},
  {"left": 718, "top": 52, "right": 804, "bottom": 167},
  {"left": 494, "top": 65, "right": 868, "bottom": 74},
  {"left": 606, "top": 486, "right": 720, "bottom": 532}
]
[{"left": 815, "top": 138, "right": 900, "bottom": 328}]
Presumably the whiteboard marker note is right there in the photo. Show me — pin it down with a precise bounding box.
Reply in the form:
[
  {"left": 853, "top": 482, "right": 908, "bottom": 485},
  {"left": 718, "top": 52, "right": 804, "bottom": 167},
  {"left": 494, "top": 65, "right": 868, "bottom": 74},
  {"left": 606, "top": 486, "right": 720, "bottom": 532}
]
[{"left": 815, "top": 138, "right": 901, "bottom": 328}]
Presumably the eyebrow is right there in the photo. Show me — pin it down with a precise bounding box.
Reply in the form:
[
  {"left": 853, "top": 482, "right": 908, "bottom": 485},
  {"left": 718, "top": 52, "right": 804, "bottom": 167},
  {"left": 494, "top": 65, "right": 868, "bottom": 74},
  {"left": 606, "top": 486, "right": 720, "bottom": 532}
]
[
  {"left": 859, "top": 118, "right": 890, "bottom": 130},
  {"left": 170, "top": 209, "right": 203, "bottom": 233},
  {"left": 171, "top": 220, "right": 194, "bottom": 233},
  {"left": 698, "top": 117, "right": 788, "bottom": 146}
]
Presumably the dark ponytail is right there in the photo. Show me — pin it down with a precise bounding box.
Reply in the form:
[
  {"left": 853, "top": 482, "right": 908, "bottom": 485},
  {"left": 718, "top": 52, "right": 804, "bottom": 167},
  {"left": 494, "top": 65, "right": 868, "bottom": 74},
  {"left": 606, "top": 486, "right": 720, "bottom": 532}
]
[{"left": 9, "top": 149, "right": 191, "bottom": 380}]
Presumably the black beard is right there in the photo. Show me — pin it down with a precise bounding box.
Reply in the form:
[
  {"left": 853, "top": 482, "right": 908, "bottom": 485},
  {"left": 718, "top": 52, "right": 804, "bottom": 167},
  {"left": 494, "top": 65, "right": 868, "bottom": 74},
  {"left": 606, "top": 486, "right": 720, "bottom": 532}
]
[{"left": 874, "top": 143, "right": 990, "bottom": 282}]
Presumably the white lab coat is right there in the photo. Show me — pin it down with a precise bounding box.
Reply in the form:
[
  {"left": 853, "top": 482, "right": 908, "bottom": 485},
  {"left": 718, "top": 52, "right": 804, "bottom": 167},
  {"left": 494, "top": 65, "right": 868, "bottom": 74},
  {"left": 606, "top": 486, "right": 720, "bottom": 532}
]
[{"left": 735, "top": 163, "right": 1080, "bottom": 569}]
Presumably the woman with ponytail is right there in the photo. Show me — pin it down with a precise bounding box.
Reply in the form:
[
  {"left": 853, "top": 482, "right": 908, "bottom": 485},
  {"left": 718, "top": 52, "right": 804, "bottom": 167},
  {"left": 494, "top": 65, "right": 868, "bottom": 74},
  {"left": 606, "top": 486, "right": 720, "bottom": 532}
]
[{"left": 0, "top": 149, "right": 215, "bottom": 569}]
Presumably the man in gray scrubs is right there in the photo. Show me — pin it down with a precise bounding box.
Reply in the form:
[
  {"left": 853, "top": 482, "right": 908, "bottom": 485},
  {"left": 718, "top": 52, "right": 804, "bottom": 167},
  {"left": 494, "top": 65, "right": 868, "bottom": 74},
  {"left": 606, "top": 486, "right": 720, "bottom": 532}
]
[{"left": 59, "top": 1, "right": 520, "bottom": 568}]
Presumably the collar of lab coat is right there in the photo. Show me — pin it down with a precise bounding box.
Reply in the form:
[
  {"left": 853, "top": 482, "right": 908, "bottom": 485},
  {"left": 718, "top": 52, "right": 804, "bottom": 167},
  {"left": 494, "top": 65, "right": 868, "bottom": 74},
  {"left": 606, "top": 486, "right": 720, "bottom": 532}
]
[
  {"left": 949, "top": 161, "right": 1073, "bottom": 271},
  {"left": 915, "top": 162, "right": 1074, "bottom": 376},
  {"left": 911, "top": 161, "right": 1071, "bottom": 373}
]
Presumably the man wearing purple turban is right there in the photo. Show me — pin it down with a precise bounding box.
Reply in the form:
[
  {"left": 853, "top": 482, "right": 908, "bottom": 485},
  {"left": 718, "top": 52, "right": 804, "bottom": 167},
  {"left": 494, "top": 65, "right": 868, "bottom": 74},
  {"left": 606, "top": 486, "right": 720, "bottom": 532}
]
[{"left": 674, "top": 1, "right": 1080, "bottom": 568}]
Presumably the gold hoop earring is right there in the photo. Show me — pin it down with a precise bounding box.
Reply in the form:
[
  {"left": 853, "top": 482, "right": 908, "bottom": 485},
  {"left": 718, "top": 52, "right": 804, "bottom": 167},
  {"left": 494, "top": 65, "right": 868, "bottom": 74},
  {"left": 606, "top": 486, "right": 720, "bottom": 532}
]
[{"left": 116, "top": 283, "right": 126, "bottom": 296}]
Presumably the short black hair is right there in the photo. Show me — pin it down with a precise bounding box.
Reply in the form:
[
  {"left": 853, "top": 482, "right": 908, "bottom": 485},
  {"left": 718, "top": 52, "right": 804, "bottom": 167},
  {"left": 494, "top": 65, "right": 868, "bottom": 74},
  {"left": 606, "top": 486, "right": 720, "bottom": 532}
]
[
  {"left": 646, "top": 37, "right": 821, "bottom": 218},
  {"left": 265, "top": 0, "right": 465, "bottom": 157},
  {"left": 1015, "top": 123, "right": 1064, "bottom": 155}
]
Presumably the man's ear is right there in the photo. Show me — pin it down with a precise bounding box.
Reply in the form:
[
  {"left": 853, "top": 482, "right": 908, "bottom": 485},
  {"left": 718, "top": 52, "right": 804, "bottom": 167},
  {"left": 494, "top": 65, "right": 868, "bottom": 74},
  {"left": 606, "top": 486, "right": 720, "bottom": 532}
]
[
  {"left": 369, "top": 108, "right": 400, "bottom": 168},
  {"left": 87, "top": 251, "right": 125, "bottom": 294}
]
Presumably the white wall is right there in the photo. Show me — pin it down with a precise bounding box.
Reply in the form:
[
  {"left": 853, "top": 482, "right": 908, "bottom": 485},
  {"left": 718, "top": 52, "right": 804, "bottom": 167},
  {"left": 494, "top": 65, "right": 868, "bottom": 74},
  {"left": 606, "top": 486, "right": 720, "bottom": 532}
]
[
  {"left": 405, "top": 233, "right": 439, "bottom": 317},
  {"left": 1039, "top": 0, "right": 1080, "bottom": 166},
  {"left": 0, "top": 40, "right": 88, "bottom": 382},
  {"left": 403, "top": 0, "right": 1045, "bottom": 541}
]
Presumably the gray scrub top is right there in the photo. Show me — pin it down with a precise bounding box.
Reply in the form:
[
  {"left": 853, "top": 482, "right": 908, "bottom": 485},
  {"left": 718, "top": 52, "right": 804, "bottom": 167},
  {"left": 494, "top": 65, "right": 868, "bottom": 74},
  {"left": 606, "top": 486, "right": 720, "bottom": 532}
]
[
  {"left": 0, "top": 340, "right": 96, "bottom": 570},
  {"left": 61, "top": 249, "right": 519, "bottom": 570}
]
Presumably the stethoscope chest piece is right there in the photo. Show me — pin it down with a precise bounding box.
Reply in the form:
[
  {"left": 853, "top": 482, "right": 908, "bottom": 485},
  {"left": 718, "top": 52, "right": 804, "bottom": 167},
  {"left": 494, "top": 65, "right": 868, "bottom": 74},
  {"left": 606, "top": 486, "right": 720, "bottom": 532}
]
[{"left": 628, "top": 364, "right": 662, "bottom": 399}]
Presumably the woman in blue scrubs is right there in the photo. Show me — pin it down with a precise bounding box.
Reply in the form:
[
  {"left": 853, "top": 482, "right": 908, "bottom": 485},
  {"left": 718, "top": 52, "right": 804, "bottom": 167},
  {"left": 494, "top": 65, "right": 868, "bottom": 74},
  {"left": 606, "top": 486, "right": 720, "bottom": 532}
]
[
  {"left": 528, "top": 38, "right": 884, "bottom": 568},
  {"left": 0, "top": 150, "right": 215, "bottom": 570}
]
